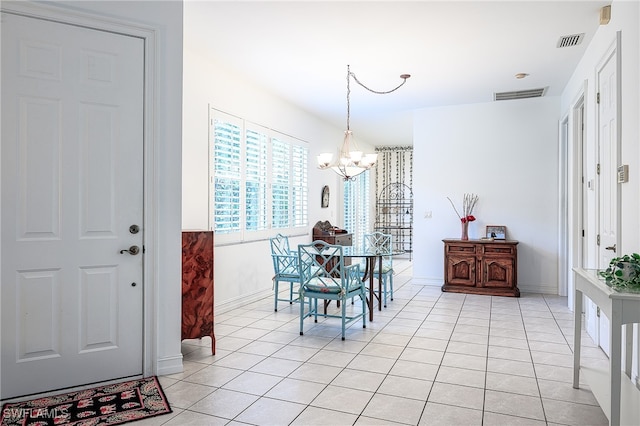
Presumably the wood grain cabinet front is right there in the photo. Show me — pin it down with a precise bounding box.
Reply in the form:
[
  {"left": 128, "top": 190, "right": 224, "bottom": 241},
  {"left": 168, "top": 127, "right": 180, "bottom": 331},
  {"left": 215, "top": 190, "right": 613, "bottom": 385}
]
[
  {"left": 182, "top": 230, "right": 215, "bottom": 354},
  {"left": 442, "top": 239, "right": 519, "bottom": 297}
]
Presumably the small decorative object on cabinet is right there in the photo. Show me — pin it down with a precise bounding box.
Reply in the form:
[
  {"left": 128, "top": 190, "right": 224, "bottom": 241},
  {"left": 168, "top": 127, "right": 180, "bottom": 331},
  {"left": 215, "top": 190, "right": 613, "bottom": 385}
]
[
  {"left": 442, "top": 238, "right": 519, "bottom": 297},
  {"left": 375, "top": 182, "right": 413, "bottom": 259},
  {"left": 182, "top": 230, "right": 215, "bottom": 354},
  {"left": 486, "top": 225, "right": 506, "bottom": 240}
]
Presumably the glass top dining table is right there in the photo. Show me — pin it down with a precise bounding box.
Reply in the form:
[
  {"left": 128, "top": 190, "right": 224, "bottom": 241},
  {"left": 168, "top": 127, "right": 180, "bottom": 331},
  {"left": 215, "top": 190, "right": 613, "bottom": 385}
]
[{"left": 342, "top": 246, "right": 405, "bottom": 321}]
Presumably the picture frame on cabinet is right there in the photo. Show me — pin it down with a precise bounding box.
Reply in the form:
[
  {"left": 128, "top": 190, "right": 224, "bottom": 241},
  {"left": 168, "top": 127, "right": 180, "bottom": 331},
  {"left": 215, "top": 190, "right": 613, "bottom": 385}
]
[{"left": 486, "top": 225, "right": 506, "bottom": 240}]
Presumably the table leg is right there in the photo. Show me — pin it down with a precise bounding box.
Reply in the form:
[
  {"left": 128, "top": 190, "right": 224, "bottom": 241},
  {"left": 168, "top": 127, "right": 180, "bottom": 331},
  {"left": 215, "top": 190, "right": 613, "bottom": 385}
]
[
  {"left": 378, "top": 255, "right": 383, "bottom": 311},
  {"left": 624, "top": 324, "right": 633, "bottom": 378},
  {"left": 610, "top": 302, "right": 622, "bottom": 426},
  {"left": 573, "top": 289, "right": 582, "bottom": 389},
  {"left": 368, "top": 257, "right": 374, "bottom": 321}
]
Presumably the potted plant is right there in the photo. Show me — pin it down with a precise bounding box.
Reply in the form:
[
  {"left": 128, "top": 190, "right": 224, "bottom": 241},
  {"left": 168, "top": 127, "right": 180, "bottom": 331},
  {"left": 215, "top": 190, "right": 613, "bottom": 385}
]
[{"left": 599, "top": 253, "right": 640, "bottom": 292}]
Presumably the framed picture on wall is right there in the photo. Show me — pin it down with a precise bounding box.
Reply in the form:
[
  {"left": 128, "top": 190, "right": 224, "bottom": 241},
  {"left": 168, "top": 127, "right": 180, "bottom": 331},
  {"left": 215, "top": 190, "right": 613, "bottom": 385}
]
[{"left": 486, "top": 225, "right": 506, "bottom": 240}]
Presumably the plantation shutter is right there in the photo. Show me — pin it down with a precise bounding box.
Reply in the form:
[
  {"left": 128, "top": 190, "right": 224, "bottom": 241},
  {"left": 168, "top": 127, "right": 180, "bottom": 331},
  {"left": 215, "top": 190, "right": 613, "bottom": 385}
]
[
  {"left": 213, "top": 118, "right": 241, "bottom": 233},
  {"left": 245, "top": 128, "right": 268, "bottom": 231},
  {"left": 271, "top": 137, "right": 290, "bottom": 229}
]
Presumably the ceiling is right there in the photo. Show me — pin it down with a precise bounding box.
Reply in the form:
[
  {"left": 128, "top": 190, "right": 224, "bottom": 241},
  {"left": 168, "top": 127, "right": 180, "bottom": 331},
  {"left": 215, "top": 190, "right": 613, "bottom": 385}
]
[{"left": 184, "top": 1, "right": 608, "bottom": 146}]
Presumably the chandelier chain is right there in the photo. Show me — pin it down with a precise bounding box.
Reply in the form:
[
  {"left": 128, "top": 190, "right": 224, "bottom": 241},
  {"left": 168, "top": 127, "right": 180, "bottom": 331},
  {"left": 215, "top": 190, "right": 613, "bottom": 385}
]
[
  {"left": 349, "top": 70, "right": 409, "bottom": 95},
  {"left": 346, "top": 65, "right": 410, "bottom": 130}
]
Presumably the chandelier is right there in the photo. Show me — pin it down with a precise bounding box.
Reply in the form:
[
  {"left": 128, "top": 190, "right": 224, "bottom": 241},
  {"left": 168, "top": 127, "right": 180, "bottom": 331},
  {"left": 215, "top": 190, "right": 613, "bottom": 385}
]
[{"left": 317, "top": 65, "right": 411, "bottom": 181}]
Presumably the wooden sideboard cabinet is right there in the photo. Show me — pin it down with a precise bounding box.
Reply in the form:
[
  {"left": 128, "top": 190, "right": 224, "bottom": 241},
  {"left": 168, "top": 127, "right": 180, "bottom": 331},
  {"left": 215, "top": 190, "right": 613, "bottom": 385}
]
[
  {"left": 182, "top": 230, "right": 215, "bottom": 354},
  {"left": 442, "top": 239, "right": 519, "bottom": 297}
]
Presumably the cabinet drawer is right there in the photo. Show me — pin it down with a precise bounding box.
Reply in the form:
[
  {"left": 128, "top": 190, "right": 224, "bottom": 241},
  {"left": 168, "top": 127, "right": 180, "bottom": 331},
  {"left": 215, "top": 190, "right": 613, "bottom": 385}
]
[
  {"left": 446, "top": 244, "right": 476, "bottom": 254},
  {"left": 482, "top": 245, "right": 515, "bottom": 256},
  {"left": 334, "top": 234, "right": 352, "bottom": 246}
]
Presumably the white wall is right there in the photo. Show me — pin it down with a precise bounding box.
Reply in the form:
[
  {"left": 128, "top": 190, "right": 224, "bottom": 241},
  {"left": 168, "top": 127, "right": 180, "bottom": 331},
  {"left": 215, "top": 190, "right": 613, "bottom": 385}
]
[
  {"left": 412, "top": 97, "right": 561, "bottom": 294},
  {"left": 182, "top": 46, "right": 351, "bottom": 310}
]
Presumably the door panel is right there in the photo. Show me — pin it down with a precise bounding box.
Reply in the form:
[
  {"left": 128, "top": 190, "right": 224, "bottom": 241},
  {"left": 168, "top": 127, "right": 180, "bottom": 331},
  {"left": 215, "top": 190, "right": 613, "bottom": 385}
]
[
  {"left": 1, "top": 12, "right": 144, "bottom": 398},
  {"left": 593, "top": 47, "right": 618, "bottom": 357},
  {"left": 598, "top": 52, "right": 617, "bottom": 269}
]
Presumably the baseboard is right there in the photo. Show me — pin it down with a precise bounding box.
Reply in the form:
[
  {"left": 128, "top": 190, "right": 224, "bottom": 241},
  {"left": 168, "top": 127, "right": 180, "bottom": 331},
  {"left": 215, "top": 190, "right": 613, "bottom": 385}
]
[
  {"left": 216, "top": 288, "right": 273, "bottom": 315},
  {"left": 156, "top": 354, "right": 183, "bottom": 376},
  {"left": 518, "top": 282, "right": 558, "bottom": 295},
  {"left": 411, "top": 277, "right": 443, "bottom": 286},
  {"left": 410, "top": 278, "right": 558, "bottom": 295}
]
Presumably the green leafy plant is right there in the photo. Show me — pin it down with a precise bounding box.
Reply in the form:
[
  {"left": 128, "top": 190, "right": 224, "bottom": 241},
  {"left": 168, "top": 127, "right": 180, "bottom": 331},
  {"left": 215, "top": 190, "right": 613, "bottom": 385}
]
[{"left": 599, "top": 253, "right": 640, "bottom": 292}]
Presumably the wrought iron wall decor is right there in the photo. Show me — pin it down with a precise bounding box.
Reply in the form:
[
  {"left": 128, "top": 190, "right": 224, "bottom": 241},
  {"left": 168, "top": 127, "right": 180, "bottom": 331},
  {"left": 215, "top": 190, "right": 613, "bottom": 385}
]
[{"left": 374, "top": 146, "right": 413, "bottom": 259}]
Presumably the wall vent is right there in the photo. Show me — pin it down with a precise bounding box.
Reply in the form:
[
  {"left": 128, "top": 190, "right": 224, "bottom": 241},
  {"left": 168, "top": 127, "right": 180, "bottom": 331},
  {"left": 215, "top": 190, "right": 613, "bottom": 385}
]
[
  {"left": 557, "top": 33, "right": 585, "bottom": 48},
  {"left": 494, "top": 87, "right": 547, "bottom": 101}
]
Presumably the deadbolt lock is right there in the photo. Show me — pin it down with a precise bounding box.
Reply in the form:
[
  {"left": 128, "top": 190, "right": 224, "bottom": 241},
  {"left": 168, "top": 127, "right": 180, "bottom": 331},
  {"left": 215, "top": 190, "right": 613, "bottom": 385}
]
[{"left": 129, "top": 224, "right": 140, "bottom": 234}]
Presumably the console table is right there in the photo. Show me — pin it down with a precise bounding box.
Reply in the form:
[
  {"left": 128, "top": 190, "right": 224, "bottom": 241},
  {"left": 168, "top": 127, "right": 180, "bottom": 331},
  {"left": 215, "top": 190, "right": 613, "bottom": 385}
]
[
  {"left": 573, "top": 268, "right": 640, "bottom": 426},
  {"left": 442, "top": 239, "right": 519, "bottom": 297}
]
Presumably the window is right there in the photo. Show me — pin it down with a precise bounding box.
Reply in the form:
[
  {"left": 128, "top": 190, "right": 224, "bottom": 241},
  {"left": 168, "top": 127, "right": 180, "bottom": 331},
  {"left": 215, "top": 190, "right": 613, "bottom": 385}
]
[
  {"left": 212, "top": 116, "right": 241, "bottom": 234},
  {"left": 271, "top": 137, "right": 290, "bottom": 229},
  {"left": 210, "top": 110, "right": 308, "bottom": 243},
  {"left": 343, "top": 170, "right": 371, "bottom": 247}
]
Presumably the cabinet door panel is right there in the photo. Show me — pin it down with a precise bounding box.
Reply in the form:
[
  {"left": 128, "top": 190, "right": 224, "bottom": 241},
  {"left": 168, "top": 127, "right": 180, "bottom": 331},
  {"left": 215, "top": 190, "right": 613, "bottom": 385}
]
[
  {"left": 481, "top": 258, "right": 514, "bottom": 288},
  {"left": 446, "top": 256, "right": 476, "bottom": 286}
]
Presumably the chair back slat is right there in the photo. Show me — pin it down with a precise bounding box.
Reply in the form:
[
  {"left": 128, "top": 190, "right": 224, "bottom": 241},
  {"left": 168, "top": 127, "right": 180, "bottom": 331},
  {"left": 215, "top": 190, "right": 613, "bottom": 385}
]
[
  {"left": 364, "top": 231, "right": 392, "bottom": 255},
  {"left": 270, "top": 233, "right": 291, "bottom": 256},
  {"left": 298, "top": 241, "right": 343, "bottom": 282},
  {"left": 270, "top": 234, "right": 297, "bottom": 274}
]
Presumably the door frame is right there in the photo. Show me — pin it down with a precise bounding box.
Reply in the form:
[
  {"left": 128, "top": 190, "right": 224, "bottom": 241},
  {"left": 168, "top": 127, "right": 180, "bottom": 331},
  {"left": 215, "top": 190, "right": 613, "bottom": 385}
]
[
  {"left": 558, "top": 113, "right": 569, "bottom": 297},
  {"left": 566, "top": 85, "right": 586, "bottom": 311},
  {"left": 1, "top": 1, "right": 159, "bottom": 379}
]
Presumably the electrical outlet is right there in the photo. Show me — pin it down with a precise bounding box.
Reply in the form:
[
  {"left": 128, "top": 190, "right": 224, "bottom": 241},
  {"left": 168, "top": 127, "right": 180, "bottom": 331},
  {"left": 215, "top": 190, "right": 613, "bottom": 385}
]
[{"left": 425, "top": 210, "right": 432, "bottom": 219}]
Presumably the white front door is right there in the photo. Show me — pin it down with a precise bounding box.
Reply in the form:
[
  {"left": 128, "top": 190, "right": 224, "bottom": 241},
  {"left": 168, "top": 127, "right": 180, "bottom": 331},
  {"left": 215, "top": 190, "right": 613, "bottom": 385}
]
[{"left": 1, "top": 12, "right": 144, "bottom": 399}]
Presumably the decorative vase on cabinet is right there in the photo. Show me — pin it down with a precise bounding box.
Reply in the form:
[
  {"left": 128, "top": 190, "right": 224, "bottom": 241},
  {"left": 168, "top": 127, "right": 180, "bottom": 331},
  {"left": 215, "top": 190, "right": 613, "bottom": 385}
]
[{"left": 182, "top": 231, "right": 215, "bottom": 354}]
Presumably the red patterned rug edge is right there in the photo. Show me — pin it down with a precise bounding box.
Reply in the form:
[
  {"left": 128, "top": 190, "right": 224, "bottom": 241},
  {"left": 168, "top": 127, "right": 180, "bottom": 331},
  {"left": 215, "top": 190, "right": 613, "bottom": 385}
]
[{"left": 1, "top": 376, "right": 172, "bottom": 426}]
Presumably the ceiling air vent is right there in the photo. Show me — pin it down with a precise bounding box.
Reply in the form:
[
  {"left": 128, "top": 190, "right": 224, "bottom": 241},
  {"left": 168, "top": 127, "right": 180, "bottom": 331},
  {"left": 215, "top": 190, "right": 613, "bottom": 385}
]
[
  {"left": 557, "top": 33, "right": 585, "bottom": 48},
  {"left": 494, "top": 87, "right": 547, "bottom": 101}
]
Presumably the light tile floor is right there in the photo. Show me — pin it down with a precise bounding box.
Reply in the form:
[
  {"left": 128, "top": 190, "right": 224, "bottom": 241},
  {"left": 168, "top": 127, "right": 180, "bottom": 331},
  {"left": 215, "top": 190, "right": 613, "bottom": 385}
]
[{"left": 146, "top": 261, "right": 611, "bottom": 425}]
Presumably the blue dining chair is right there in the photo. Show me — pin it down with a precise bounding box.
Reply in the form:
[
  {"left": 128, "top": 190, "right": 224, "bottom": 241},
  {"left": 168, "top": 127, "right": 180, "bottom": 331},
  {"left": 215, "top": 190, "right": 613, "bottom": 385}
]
[
  {"left": 297, "top": 241, "right": 367, "bottom": 340},
  {"left": 270, "top": 233, "right": 303, "bottom": 312},
  {"left": 362, "top": 232, "right": 394, "bottom": 307}
]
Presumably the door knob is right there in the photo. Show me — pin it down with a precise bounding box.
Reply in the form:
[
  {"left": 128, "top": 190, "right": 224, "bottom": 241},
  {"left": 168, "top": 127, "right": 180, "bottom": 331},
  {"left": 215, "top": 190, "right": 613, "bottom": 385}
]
[
  {"left": 120, "top": 245, "right": 140, "bottom": 255},
  {"left": 605, "top": 244, "right": 616, "bottom": 252}
]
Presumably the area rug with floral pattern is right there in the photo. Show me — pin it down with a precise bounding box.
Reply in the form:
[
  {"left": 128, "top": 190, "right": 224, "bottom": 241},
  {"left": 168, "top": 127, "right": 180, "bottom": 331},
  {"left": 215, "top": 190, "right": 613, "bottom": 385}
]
[{"left": 1, "top": 376, "right": 171, "bottom": 426}]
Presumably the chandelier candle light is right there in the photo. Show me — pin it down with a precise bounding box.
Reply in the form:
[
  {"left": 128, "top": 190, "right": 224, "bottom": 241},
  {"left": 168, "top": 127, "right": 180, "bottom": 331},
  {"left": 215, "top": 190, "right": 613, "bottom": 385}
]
[
  {"left": 447, "top": 193, "right": 479, "bottom": 240},
  {"left": 317, "top": 65, "right": 411, "bottom": 181}
]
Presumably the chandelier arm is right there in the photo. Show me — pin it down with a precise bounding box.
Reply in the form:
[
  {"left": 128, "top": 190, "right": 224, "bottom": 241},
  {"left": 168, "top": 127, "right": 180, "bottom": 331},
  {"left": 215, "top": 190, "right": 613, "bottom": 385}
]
[{"left": 348, "top": 71, "right": 409, "bottom": 95}]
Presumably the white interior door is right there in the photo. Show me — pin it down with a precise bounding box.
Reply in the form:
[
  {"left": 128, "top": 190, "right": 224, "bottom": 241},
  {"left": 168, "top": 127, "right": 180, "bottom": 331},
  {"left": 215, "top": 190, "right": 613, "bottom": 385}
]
[
  {"left": 1, "top": 12, "right": 144, "bottom": 399},
  {"left": 594, "top": 46, "right": 619, "bottom": 357}
]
